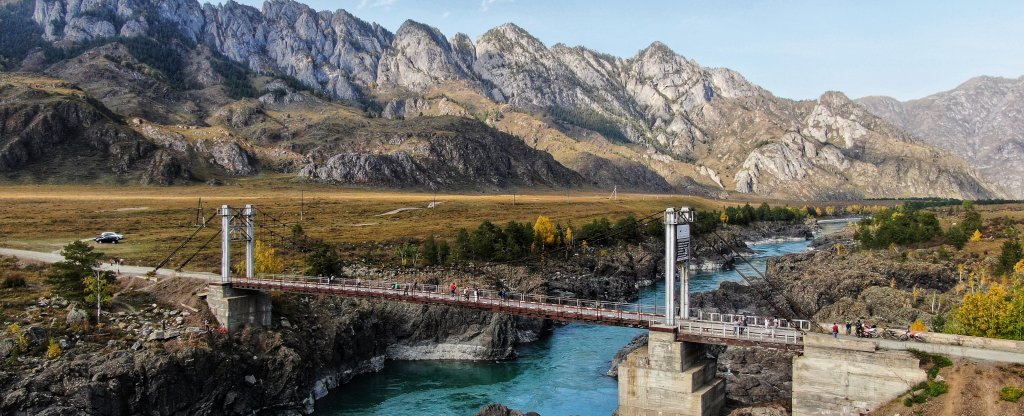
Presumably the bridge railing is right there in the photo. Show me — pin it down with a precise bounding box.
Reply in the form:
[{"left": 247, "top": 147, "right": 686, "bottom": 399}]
[
  {"left": 686, "top": 308, "right": 812, "bottom": 332},
  {"left": 678, "top": 320, "right": 802, "bottom": 345},
  {"left": 237, "top": 275, "right": 810, "bottom": 338},
  {"left": 241, "top": 274, "right": 669, "bottom": 325}
]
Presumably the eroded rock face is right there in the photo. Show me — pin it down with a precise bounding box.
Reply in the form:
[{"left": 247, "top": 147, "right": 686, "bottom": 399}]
[
  {"left": 0, "top": 91, "right": 154, "bottom": 178},
  {"left": 733, "top": 92, "right": 1000, "bottom": 200},
  {"left": 716, "top": 347, "right": 795, "bottom": 405},
  {"left": 298, "top": 118, "right": 583, "bottom": 190}
]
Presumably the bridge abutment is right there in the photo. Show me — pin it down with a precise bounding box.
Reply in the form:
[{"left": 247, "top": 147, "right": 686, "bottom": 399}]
[
  {"left": 792, "top": 334, "right": 926, "bottom": 416},
  {"left": 206, "top": 282, "right": 272, "bottom": 332},
  {"left": 617, "top": 325, "right": 725, "bottom": 416}
]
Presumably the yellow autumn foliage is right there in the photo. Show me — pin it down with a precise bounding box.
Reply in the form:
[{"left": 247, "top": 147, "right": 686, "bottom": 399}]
[
  {"left": 951, "top": 284, "right": 1010, "bottom": 338},
  {"left": 533, "top": 215, "right": 556, "bottom": 246},
  {"left": 970, "top": 230, "right": 983, "bottom": 242},
  {"left": 46, "top": 337, "right": 62, "bottom": 359},
  {"left": 910, "top": 319, "right": 927, "bottom": 332}
]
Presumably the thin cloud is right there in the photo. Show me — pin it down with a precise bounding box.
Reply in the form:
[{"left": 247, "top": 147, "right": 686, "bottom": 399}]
[
  {"left": 441, "top": 11, "right": 451, "bottom": 19},
  {"left": 480, "top": 0, "right": 513, "bottom": 12},
  {"left": 358, "top": 0, "right": 396, "bottom": 10}
]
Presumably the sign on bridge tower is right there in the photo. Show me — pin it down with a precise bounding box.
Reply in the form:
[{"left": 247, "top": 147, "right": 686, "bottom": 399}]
[
  {"left": 220, "top": 204, "right": 256, "bottom": 283},
  {"left": 664, "top": 207, "right": 694, "bottom": 325}
]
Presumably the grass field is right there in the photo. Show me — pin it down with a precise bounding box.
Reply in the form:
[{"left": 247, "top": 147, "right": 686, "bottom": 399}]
[{"left": 0, "top": 178, "right": 741, "bottom": 272}]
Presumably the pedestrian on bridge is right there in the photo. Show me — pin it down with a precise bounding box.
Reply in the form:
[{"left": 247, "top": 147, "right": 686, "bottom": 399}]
[
  {"left": 845, "top": 321, "right": 852, "bottom": 335},
  {"left": 450, "top": 282, "right": 457, "bottom": 297},
  {"left": 832, "top": 323, "right": 839, "bottom": 338}
]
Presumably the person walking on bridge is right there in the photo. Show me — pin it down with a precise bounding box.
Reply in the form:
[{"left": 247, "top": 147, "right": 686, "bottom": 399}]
[
  {"left": 450, "top": 282, "right": 457, "bottom": 297},
  {"left": 832, "top": 323, "right": 840, "bottom": 338},
  {"left": 845, "top": 321, "right": 852, "bottom": 335}
]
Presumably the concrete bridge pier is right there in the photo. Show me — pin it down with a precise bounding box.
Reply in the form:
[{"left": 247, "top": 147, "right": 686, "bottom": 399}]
[
  {"left": 206, "top": 282, "right": 272, "bottom": 332},
  {"left": 617, "top": 325, "right": 725, "bottom": 416},
  {"left": 792, "top": 334, "right": 927, "bottom": 416}
]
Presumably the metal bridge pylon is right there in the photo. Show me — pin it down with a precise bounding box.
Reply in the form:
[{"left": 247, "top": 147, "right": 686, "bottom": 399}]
[{"left": 220, "top": 204, "right": 256, "bottom": 284}]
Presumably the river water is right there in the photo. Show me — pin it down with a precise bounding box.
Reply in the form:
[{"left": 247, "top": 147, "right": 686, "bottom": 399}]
[{"left": 317, "top": 221, "right": 852, "bottom": 415}]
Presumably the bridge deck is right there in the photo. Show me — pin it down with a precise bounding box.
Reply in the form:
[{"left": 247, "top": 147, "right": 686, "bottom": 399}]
[{"left": 232, "top": 275, "right": 805, "bottom": 349}]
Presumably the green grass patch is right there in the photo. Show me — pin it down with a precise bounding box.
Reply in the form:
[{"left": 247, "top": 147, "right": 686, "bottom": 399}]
[
  {"left": 908, "top": 349, "right": 952, "bottom": 380},
  {"left": 1000, "top": 386, "right": 1024, "bottom": 402}
]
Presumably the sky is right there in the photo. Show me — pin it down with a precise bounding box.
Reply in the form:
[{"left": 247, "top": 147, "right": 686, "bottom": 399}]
[{"left": 228, "top": 0, "right": 1024, "bottom": 101}]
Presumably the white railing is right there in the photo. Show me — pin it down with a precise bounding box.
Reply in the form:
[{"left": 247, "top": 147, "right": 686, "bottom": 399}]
[
  {"left": 678, "top": 320, "right": 803, "bottom": 345},
  {"left": 686, "top": 308, "right": 812, "bottom": 331}
]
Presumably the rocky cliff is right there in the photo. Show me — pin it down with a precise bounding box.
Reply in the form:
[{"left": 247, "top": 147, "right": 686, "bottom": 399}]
[
  {"left": 0, "top": 0, "right": 1004, "bottom": 198},
  {"left": 857, "top": 75, "right": 1024, "bottom": 198},
  {"left": 0, "top": 284, "right": 546, "bottom": 415}
]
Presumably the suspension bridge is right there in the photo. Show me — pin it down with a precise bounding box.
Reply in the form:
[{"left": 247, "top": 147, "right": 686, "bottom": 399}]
[
  {"left": 156, "top": 204, "right": 811, "bottom": 352},
  {"left": 152, "top": 203, "right": 980, "bottom": 416}
]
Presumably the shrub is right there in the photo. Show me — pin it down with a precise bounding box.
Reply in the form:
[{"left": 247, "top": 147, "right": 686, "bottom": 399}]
[
  {"left": 1, "top": 275, "right": 26, "bottom": 288},
  {"left": 46, "top": 338, "right": 62, "bottom": 359},
  {"left": 1000, "top": 386, "right": 1023, "bottom": 402},
  {"left": 6, "top": 324, "right": 27, "bottom": 353},
  {"left": 910, "top": 319, "right": 927, "bottom": 332}
]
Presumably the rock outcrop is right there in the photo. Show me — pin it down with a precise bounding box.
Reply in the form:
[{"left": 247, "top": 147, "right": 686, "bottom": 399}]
[
  {"left": 297, "top": 117, "right": 583, "bottom": 190},
  {"left": 0, "top": 291, "right": 544, "bottom": 415}
]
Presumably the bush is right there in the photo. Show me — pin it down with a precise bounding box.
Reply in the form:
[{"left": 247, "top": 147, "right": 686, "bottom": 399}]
[
  {"left": 1000, "top": 386, "right": 1023, "bottom": 402},
  {"left": 1, "top": 275, "right": 26, "bottom": 288},
  {"left": 46, "top": 338, "right": 62, "bottom": 359}
]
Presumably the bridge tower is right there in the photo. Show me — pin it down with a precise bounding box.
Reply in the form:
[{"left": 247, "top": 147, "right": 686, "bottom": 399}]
[
  {"left": 207, "top": 204, "right": 272, "bottom": 332},
  {"left": 664, "top": 207, "right": 694, "bottom": 324},
  {"left": 618, "top": 206, "right": 723, "bottom": 416}
]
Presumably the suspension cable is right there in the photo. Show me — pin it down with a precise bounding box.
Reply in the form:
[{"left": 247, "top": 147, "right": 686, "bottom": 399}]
[{"left": 151, "top": 211, "right": 220, "bottom": 273}]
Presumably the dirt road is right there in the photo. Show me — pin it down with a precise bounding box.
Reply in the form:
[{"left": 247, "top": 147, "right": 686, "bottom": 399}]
[{"left": 0, "top": 247, "right": 218, "bottom": 281}]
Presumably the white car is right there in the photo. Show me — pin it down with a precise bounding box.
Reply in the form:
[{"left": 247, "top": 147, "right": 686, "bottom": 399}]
[{"left": 94, "top": 232, "right": 124, "bottom": 244}]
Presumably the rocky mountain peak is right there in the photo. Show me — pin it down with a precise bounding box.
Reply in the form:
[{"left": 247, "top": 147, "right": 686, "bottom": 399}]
[
  {"left": 818, "top": 91, "right": 853, "bottom": 108},
  {"left": 478, "top": 22, "right": 547, "bottom": 52},
  {"left": 376, "top": 19, "right": 476, "bottom": 93}
]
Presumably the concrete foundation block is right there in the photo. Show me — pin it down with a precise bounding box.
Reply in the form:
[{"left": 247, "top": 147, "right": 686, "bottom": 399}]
[
  {"left": 206, "top": 283, "right": 272, "bottom": 332},
  {"left": 617, "top": 329, "right": 725, "bottom": 416},
  {"left": 792, "top": 336, "right": 926, "bottom": 416}
]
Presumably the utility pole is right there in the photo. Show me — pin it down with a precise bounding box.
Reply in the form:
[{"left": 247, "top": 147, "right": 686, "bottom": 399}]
[
  {"left": 300, "top": 190, "right": 304, "bottom": 223},
  {"left": 512, "top": 193, "right": 516, "bottom": 206},
  {"left": 195, "top": 198, "right": 204, "bottom": 228},
  {"left": 610, "top": 186, "right": 618, "bottom": 201}
]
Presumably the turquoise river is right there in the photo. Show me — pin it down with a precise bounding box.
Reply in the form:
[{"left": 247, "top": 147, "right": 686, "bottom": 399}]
[{"left": 317, "top": 220, "right": 853, "bottom": 415}]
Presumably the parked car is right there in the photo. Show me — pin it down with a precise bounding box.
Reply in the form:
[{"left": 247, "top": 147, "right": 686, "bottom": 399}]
[{"left": 94, "top": 232, "right": 124, "bottom": 244}]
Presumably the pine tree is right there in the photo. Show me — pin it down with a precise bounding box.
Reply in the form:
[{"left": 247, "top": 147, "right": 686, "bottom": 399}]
[{"left": 45, "top": 241, "right": 103, "bottom": 302}]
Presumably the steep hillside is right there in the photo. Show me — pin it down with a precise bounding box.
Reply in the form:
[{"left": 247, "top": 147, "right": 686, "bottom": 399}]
[
  {"left": 0, "top": 0, "right": 1005, "bottom": 199},
  {"left": 858, "top": 76, "right": 1024, "bottom": 198}
]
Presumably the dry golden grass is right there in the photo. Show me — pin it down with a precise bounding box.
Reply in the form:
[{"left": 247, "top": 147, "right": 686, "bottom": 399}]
[{"left": 0, "top": 179, "right": 733, "bottom": 272}]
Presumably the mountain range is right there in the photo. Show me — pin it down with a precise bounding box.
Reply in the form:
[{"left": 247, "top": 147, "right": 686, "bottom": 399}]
[{"left": 0, "top": 0, "right": 1013, "bottom": 200}]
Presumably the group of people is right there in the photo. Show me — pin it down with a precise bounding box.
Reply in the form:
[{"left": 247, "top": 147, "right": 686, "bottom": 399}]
[
  {"left": 831, "top": 320, "right": 880, "bottom": 338},
  {"left": 732, "top": 316, "right": 783, "bottom": 336}
]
